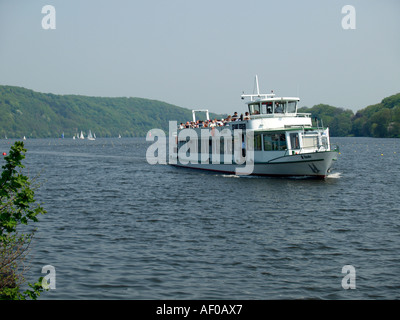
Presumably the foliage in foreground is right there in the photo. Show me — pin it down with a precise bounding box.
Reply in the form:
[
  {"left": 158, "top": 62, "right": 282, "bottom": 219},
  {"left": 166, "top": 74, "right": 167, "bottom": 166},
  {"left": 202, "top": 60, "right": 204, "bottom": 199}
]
[{"left": 0, "top": 141, "right": 47, "bottom": 299}]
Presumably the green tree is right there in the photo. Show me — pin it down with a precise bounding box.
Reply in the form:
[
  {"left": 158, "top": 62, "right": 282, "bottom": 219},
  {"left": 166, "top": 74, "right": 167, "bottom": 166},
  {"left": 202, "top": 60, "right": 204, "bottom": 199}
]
[
  {"left": 0, "top": 141, "right": 47, "bottom": 300},
  {"left": 350, "top": 94, "right": 400, "bottom": 138},
  {"left": 298, "top": 104, "right": 354, "bottom": 136},
  {"left": 368, "top": 108, "right": 391, "bottom": 137},
  {"left": 330, "top": 113, "right": 353, "bottom": 136}
]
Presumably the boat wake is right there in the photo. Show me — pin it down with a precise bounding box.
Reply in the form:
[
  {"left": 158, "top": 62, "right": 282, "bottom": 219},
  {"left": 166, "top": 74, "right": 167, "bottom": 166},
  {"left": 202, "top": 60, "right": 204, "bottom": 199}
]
[
  {"left": 221, "top": 174, "right": 240, "bottom": 178},
  {"left": 220, "top": 174, "right": 264, "bottom": 179},
  {"left": 327, "top": 172, "right": 342, "bottom": 179}
]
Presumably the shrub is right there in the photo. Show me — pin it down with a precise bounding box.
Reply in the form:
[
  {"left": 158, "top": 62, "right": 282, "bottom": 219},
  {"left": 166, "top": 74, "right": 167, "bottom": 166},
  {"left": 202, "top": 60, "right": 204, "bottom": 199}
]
[{"left": 0, "top": 141, "right": 47, "bottom": 300}]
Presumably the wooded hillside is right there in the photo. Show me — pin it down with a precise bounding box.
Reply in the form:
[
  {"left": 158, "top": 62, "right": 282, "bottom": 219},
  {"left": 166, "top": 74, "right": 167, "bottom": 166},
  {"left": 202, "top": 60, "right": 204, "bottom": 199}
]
[
  {"left": 0, "top": 85, "right": 218, "bottom": 138},
  {"left": 1, "top": 85, "right": 399, "bottom": 138},
  {"left": 298, "top": 92, "right": 400, "bottom": 137}
]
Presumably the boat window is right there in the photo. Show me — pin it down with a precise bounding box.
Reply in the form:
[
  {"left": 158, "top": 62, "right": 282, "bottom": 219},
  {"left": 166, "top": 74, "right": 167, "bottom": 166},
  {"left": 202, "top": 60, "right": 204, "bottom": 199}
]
[
  {"left": 249, "top": 103, "right": 260, "bottom": 115},
  {"left": 289, "top": 133, "right": 300, "bottom": 149},
  {"left": 263, "top": 133, "right": 287, "bottom": 151},
  {"left": 254, "top": 134, "right": 262, "bottom": 151},
  {"left": 287, "top": 101, "right": 297, "bottom": 113},
  {"left": 321, "top": 136, "right": 329, "bottom": 149},
  {"left": 261, "top": 102, "right": 273, "bottom": 114},
  {"left": 263, "top": 135, "right": 272, "bottom": 151},
  {"left": 302, "top": 134, "right": 318, "bottom": 149},
  {"left": 274, "top": 102, "right": 285, "bottom": 113}
]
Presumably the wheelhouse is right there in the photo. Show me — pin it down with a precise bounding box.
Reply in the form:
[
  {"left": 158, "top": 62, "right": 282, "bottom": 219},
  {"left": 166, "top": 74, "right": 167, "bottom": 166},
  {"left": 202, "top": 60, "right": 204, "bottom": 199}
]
[{"left": 247, "top": 98, "right": 299, "bottom": 116}]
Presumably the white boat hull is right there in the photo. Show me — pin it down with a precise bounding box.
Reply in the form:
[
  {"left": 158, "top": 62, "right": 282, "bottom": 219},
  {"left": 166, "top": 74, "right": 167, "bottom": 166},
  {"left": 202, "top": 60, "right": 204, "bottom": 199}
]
[{"left": 171, "top": 150, "right": 338, "bottom": 179}]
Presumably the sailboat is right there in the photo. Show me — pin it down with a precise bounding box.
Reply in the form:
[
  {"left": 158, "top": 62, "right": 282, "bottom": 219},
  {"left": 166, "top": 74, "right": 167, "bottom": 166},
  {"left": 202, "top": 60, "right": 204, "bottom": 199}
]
[
  {"left": 87, "top": 130, "right": 95, "bottom": 141},
  {"left": 79, "top": 131, "right": 84, "bottom": 139}
]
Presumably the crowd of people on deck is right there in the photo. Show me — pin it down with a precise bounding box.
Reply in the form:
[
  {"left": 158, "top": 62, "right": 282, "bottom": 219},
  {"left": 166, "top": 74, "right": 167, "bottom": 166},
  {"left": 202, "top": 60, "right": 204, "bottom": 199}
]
[{"left": 179, "top": 112, "right": 250, "bottom": 129}]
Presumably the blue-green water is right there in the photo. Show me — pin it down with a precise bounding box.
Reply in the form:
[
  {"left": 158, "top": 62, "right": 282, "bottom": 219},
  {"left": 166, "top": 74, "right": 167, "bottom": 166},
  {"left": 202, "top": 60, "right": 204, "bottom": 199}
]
[{"left": 1, "top": 137, "right": 399, "bottom": 299}]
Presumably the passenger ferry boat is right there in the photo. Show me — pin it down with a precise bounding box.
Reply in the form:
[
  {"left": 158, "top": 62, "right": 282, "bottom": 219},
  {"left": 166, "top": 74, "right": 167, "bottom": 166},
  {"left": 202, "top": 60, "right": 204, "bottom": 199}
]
[{"left": 170, "top": 77, "right": 338, "bottom": 179}]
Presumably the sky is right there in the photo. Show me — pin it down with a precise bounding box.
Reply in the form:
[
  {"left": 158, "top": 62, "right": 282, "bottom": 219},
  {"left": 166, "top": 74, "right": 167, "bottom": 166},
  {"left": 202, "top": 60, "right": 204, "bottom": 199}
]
[{"left": 0, "top": 0, "right": 399, "bottom": 115}]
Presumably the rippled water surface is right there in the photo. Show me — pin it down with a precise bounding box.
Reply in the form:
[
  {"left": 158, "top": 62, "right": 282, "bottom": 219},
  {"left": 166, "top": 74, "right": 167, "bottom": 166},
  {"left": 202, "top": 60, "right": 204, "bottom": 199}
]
[{"left": 1, "top": 137, "right": 399, "bottom": 299}]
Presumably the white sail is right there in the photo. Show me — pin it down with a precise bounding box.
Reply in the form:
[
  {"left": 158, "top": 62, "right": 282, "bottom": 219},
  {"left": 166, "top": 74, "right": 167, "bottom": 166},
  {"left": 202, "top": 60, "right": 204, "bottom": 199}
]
[{"left": 88, "top": 130, "right": 95, "bottom": 140}]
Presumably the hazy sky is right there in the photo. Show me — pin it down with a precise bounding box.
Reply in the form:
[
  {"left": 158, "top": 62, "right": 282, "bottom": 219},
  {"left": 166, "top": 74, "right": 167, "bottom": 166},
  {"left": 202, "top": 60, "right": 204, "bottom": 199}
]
[{"left": 0, "top": 0, "right": 399, "bottom": 115}]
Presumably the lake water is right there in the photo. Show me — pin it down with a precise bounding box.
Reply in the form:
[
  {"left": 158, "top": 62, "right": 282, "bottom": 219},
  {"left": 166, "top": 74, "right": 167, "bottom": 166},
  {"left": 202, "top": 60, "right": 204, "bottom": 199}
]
[{"left": 1, "top": 137, "right": 399, "bottom": 300}]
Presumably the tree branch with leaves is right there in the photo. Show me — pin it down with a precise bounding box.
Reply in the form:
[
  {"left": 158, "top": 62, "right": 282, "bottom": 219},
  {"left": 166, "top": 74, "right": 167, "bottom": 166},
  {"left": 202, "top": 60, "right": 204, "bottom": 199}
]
[{"left": 0, "top": 141, "right": 47, "bottom": 300}]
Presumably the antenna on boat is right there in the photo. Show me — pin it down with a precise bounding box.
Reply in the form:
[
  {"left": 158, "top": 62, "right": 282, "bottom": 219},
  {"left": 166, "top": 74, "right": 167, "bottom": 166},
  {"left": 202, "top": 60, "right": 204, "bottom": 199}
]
[
  {"left": 241, "top": 75, "right": 275, "bottom": 101},
  {"left": 254, "top": 75, "right": 260, "bottom": 96}
]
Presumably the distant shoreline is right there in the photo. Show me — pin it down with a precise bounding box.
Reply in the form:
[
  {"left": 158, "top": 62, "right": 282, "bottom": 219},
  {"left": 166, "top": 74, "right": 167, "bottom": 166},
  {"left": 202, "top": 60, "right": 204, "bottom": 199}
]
[{"left": 1, "top": 85, "right": 399, "bottom": 139}]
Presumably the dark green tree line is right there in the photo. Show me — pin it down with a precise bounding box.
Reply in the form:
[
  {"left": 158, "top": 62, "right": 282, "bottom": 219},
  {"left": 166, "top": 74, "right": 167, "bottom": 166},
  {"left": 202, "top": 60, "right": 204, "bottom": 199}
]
[{"left": 1, "top": 85, "right": 399, "bottom": 138}]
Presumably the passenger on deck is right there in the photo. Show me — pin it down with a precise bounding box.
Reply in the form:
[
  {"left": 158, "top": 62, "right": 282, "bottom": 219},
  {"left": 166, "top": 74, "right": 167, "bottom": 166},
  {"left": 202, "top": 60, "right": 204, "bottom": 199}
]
[{"left": 180, "top": 111, "right": 253, "bottom": 130}]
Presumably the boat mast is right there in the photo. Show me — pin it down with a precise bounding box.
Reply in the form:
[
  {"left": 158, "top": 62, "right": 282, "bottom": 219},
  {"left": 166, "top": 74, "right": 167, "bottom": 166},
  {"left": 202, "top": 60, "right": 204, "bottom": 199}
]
[
  {"left": 255, "top": 75, "right": 260, "bottom": 96},
  {"left": 241, "top": 75, "right": 275, "bottom": 101}
]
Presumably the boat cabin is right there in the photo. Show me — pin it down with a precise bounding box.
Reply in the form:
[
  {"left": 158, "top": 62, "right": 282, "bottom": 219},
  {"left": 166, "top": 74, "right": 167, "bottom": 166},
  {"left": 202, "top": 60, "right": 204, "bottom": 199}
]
[{"left": 247, "top": 98, "right": 299, "bottom": 116}]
